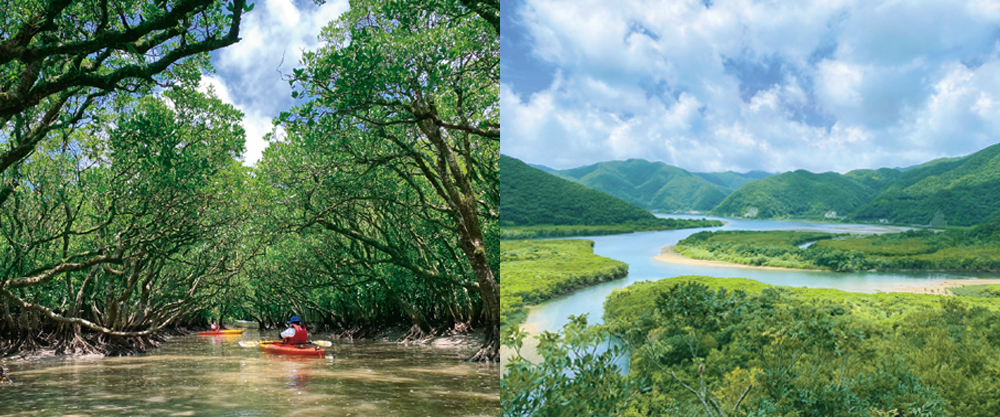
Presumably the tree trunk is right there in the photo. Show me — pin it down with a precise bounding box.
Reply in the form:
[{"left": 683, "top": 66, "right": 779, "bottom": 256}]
[{"left": 414, "top": 115, "right": 499, "bottom": 362}]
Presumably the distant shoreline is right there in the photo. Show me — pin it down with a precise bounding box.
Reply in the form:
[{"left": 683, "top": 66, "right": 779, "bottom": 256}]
[
  {"left": 657, "top": 246, "right": 1000, "bottom": 295},
  {"left": 654, "top": 246, "right": 815, "bottom": 272}
]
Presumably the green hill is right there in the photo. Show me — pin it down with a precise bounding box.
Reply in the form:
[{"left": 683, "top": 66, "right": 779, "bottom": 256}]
[
  {"left": 695, "top": 170, "right": 772, "bottom": 190},
  {"left": 710, "top": 170, "right": 887, "bottom": 219},
  {"left": 708, "top": 142, "right": 1000, "bottom": 225},
  {"left": 853, "top": 143, "right": 1000, "bottom": 226},
  {"left": 553, "top": 159, "right": 733, "bottom": 211},
  {"left": 843, "top": 167, "right": 903, "bottom": 191},
  {"left": 527, "top": 162, "right": 556, "bottom": 173},
  {"left": 500, "top": 155, "right": 659, "bottom": 226}
]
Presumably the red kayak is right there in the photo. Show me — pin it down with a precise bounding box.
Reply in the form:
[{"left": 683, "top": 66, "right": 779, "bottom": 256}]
[
  {"left": 259, "top": 341, "right": 325, "bottom": 357},
  {"left": 196, "top": 329, "right": 246, "bottom": 336}
]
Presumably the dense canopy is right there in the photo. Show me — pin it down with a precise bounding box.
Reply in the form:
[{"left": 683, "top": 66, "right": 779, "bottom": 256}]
[{"left": 1, "top": 0, "right": 501, "bottom": 362}]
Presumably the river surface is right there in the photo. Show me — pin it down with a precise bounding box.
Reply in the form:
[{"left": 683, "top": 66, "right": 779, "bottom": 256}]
[
  {"left": 524, "top": 215, "right": 1000, "bottom": 335},
  {"left": 0, "top": 331, "right": 500, "bottom": 416}
]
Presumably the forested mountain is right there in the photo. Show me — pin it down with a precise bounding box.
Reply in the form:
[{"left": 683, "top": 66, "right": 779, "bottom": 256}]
[
  {"left": 708, "top": 142, "right": 1000, "bottom": 225},
  {"left": 553, "top": 159, "right": 734, "bottom": 211},
  {"left": 501, "top": 155, "right": 660, "bottom": 226},
  {"left": 710, "top": 170, "right": 888, "bottom": 219},
  {"left": 695, "top": 170, "right": 773, "bottom": 190},
  {"left": 843, "top": 167, "right": 903, "bottom": 191},
  {"left": 854, "top": 143, "right": 1000, "bottom": 226},
  {"left": 519, "top": 142, "right": 1000, "bottom": 226},
  {"left": 527, "top": 162, "right": 556, "bottom": 173}
]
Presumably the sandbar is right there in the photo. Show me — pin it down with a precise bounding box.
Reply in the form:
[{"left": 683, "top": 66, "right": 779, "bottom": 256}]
[
  {"left": 888, "top": 279, "right": 1000, "bottom": 296},
  {"left": 657, "top": 246, "right": 1000, "bottom": 296},
  {"left": 654, "top": 246, "right": 815, "bottom": 272}
]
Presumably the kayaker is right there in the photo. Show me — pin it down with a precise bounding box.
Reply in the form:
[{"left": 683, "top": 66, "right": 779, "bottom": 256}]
[
  {"left": 210, "top": 321, "right": 221, "bottom": 331},
  {"left": 280, "top": 316, "right": 308, "bottom": 345}
]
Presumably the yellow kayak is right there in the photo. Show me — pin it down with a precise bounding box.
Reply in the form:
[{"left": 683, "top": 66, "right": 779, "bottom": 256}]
[{"left": 196, "top": 329, "right": 246, "bottom": 336}]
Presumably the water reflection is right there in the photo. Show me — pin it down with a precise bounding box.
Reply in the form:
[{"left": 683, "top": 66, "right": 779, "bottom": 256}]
[{"left": 0, "top": 330, "right": 500, "bottom": 416}]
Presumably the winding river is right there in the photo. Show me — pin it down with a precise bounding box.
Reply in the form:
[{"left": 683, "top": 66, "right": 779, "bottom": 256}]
[
  {"left": 1, "top": 331, "right": 500, "bottom": 416},
  {"left": 523, "top": 215, "right": 1000, "bottom": 336}
]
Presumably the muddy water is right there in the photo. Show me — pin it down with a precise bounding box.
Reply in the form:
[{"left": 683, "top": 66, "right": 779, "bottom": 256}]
[{"left": 0, "top": 330, "right": 500, "bottom": 416}]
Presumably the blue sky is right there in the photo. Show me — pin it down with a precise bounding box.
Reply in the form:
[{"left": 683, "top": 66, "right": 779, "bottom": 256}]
[
  {"left": 501, "top": 0, "right": 1000, "bottom": 173},
  {"left": 201, "top": 0, "right": 348, "bottom": 165}
]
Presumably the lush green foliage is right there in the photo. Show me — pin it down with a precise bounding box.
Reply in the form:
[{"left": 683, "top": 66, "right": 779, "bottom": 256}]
[
  {"left": 501, "top": 155, "right": 661, "bottom": 226},
  {"left": 501, "top": 218, "right": 722, "bottom": 240},
  {"left": 710, "top": 169, "right": 897, "bottom": 220},
  {"left": 1, "top": 86, "right": 258, "bottom": 355},
  {"left": 500, "top": 240, "right": 627, "bottom": 328},
  {"left": 677, "top": 224, "right": 1000, "bottom": 272},
  {"left": 950, "top": 284, "right": 1000, "bottom": 298},
  {"left": 553, "top": 158, "right": 738, "bottom": 211},
  {"left": 854, "top": 143, "right": 1000, "bottom": 226},
  {"left": 505, "top": 276, "right": 1000, "bottom": 416},
  {"left": 502, "top": 315, "right": 641, "bottom": 416},
  {"left": 0, "top": 0, "right": 252, "bottom": 355},
  {"left": 1, "top": 0, "right": 503, "bottom": 363},
  {"left": 262, "top": 0, "right": 501, "bottom": 361},
  {"left": 675, "top": 230, "right": 838, "bottom": 270},
  {"left": 843, "top": 168, "right": 904, "bottom": 192}
]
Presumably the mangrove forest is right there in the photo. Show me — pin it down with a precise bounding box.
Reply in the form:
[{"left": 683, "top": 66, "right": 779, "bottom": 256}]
[{"left": 0, "top": 0, "right": 500, "bottom": 362}]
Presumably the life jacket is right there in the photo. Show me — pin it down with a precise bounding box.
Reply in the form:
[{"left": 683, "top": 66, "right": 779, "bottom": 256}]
[{"left": 286, "top": 323, "right": 308, "bottom": 344}]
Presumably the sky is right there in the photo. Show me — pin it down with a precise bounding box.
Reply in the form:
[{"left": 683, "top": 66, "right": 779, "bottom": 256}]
[
  {"left": 200, "top": 0, "right": 349, "bottom": 165},
  {"left": 501, "top": 0, "right": 1000, "bottom": 174}
]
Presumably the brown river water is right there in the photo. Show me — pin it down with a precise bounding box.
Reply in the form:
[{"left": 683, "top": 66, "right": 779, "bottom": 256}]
[{"left": 0, "top": 330, "right": 500, "bottom": 416}]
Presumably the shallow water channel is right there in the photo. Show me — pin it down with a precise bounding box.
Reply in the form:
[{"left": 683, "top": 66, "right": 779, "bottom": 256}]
[
  {"left": 1, "top": 330, "right": 500, "bottom": 416},
  {"left": 524, "top": 215, "right": 1000, "bottom": 334}
]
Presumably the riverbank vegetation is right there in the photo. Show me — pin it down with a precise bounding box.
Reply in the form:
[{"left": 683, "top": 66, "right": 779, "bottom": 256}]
[
  {"left": 504, "top": 276, "right": 1000, "bottom": 416},
  {"left": 502, "top": 218, "right": 722, "bottom": 240},
  {"left": 951, "top": 284, "right": 1000, "bottom": 298},
  {"left": 1, "top": 0, "right": 500, "bottom": 362},
  {"left": 0, "top": 0, "right": 255, "bottom": 357},
  {"left": 676, "top": 220, "right": 1000, "bottom": 272},
  {"left": 500, "top": 240, "right": 627, "bottom": 329},
  {"left": 675, "top": 230, "right": 838, "bottom": 269}
]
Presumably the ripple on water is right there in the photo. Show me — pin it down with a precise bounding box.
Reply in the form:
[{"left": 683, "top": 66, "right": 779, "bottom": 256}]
[{"left": 0, "top": 331, "right": 499, "bottom": 417}]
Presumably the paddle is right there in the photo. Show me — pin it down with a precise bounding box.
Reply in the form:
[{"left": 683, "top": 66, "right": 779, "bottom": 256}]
[{"left": 238, "top": 340, "right": 332, "bottom": 348}]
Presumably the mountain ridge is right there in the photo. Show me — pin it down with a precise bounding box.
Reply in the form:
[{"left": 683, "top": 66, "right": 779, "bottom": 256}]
[{"left": 552, "top": 159, "right": 771, "bottom": 212}]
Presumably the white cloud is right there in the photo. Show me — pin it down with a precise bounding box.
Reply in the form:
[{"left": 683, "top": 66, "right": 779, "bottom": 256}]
[
  {"left": 973, "top": 92, "right": 995, "bottom": 117},
  {"left": 816, "top": 60, "right": 865, "bottom": 109},
  {"left": 504, "top": 0, "right": 1000, "bottom": 173},
  {"left": 209, "top": 0, "right": 350, "bottom": 165}
]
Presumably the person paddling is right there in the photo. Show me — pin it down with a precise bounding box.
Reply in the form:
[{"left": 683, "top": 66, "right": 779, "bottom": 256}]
[
  {"left": 210, "top": 321, "right": 222, "bottom": 331},
  {"left": 280, "top": 316, "right": 308, "bottom": 345}
]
